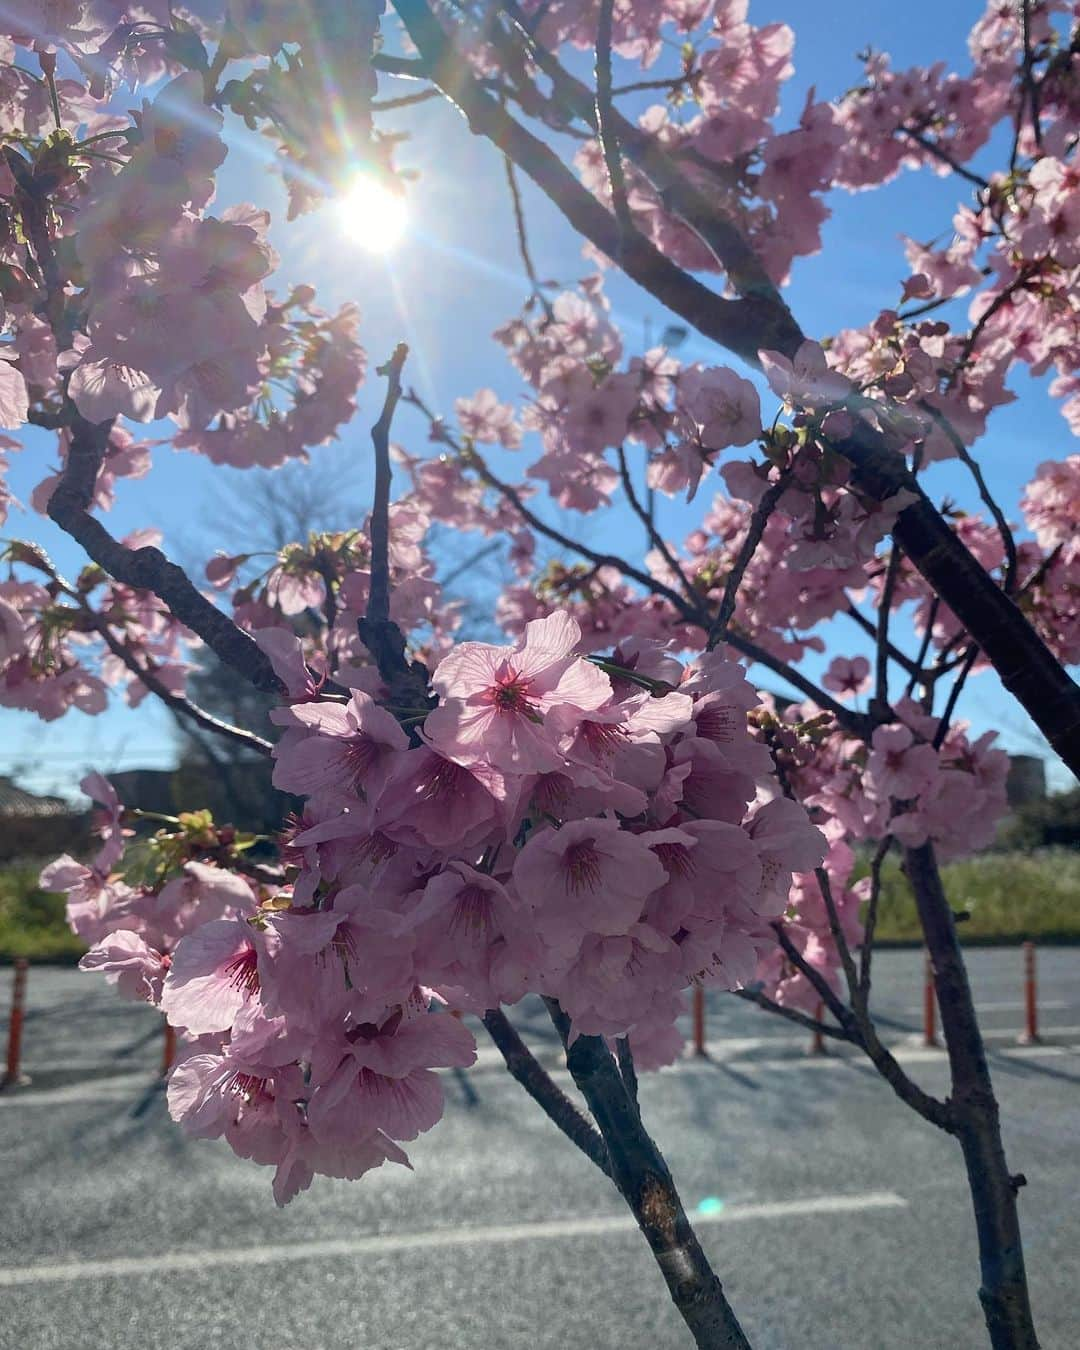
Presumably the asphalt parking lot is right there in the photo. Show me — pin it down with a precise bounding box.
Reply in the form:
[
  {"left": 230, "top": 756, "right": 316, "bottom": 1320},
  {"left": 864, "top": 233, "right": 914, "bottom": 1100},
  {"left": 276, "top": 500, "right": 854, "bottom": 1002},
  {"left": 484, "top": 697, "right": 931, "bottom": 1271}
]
[{"left": 2, "top": 948, "right": 1078, "bottom": 1350}]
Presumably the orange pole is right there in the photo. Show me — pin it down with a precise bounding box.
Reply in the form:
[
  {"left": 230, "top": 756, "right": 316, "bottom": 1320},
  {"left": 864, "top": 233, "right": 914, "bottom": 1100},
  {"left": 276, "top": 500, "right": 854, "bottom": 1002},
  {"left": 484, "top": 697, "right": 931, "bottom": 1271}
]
[
  {"left": 692, "top": 984, "right": 706, "bottom": 1056},
  {"left": 924, "top": 950, "right": 939, "bottom": 1047},
  {"left": 810, "top": 999, "right": 826, "bottom": 1055},
  {"left": 160, "top": 1018, "right": 176, "bottom": 1077},
  {"left": 2, "top": 958, "right": 29, "bottom": 1089},
  {"left": 1020, "top": 941, "right": 1040, "bottom": 1044}
]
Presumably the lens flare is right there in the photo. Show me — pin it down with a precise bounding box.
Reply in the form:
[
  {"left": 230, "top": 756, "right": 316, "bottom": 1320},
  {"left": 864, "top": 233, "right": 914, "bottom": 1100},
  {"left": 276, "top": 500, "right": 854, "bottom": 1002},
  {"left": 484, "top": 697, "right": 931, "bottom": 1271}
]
[{"left": 337, "top": 175, "right": 408, "bottom": 253}]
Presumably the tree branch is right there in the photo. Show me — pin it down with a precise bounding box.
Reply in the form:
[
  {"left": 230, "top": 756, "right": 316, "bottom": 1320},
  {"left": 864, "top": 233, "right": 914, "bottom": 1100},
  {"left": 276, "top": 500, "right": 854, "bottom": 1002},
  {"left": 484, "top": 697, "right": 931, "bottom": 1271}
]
[
  {"left": 706, "top": 470, "right": 792, "bottom": 651},
  {"left": 395, "top": 0, "right": 1080, "bottom": 775},
  {"left": 481, "top": 1009, "right": 611, "bottom": 1176},
  {"left": 92, "top": 619, "right": 273, "bottom": 757},
  {"left": 544, "top": 998, "right": 752, "bottom": 1350},
  {"left": 594, "top": 0, "right": 632, "bottom": 257},
  {"left": 904, "top": 841, "right": 1038, "bottom": 1346},
  {"left": 46, "top": 416, "right": 284, "bottom": 695}
]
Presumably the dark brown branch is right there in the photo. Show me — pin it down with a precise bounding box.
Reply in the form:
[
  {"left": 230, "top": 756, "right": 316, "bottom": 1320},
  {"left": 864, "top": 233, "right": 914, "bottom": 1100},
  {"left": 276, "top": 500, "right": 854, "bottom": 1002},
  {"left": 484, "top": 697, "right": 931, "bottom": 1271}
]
[
  {"left": 770, "top": 915, "right": 951, "bottom": 1129},
  {"left": 390, "top": 0, "right": 774, "bottom": 367},
  {"left": 874, "top": 544, "right": 903, "bottom": 712},
  {"left": 898, "top": 125, "right": 992, "bottom": 190},
  {"left": 497, "top": 0, "right": 797, "bottom": 315},
  {"left": 481, "top": 1010, "right": 611, "bottom": 1176},
  {"left": 371, "top": 86, "right": 441, "bottom": 111},
  {"left": 771, "top": 922, "right": 851, "bottom": 1028},
  {"left": 904, "top": 842, "right": 1038, "bottom": 1347},
  {"left": 502, "top": 153, "right": 555, "bottom": 319},
  {"left": 845, "top": 602, "right": 920, "bottom": 681},
  {"left": 93, "top": 620, "right": 273, "bottom": 757},
  {"left": 813, "top": 866, "right": 859, "bottom": 1005},
  {"left": 706, "top": 470, "right": 791, "bottom": 651},
  {"left": 594, "top": 0, "right": 632, "bottom": 257},
  {"left": 907, "top": 597, "right": 940, "bottom": 701},
  {"left": 1013, "top": 0, "right": 1043, "bottom": 170},
  {"left": 544, "top": 999, "right": 752, "bottom": 1350},
  {"left": 933, "top": 644, "right": 980, "bottom": 750},
  {"left": 47, "top": 416, "right": 284, "bottom": 694},
  {"left": 398, "top": 0, "right": 1080, "bottom": 775},
  {"left": 366, "top": 343, "right": 409, "bottom": 627},
  {"left": 857, "top": 835, "right": 894, "bottom": 1001},
  {"left": 733, "top": 986, "right": 854, "bottom": 1042},
  {"left": 616, "top": 445, "right": 701, "bottom": 614},
  {"left": 615, "top": 1035, "right": 639, "bottom": 1108},
  {"left": 357, "top": 344, "right": 432, "bottom": 717}
]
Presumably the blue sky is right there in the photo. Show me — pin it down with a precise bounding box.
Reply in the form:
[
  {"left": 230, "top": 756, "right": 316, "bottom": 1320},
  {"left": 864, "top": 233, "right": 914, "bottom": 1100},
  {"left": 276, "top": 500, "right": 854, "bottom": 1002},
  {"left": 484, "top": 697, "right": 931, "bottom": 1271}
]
[{"left": 3, "top": 2, "right": 1075, "bottom": 799}]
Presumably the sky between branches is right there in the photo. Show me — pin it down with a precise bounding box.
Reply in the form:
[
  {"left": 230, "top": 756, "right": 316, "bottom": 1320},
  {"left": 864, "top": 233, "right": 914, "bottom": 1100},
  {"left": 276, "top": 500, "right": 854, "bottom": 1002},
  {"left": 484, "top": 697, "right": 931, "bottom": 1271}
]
[{"left": 2, "top": 0, "right": 1074, "bottom": 799}]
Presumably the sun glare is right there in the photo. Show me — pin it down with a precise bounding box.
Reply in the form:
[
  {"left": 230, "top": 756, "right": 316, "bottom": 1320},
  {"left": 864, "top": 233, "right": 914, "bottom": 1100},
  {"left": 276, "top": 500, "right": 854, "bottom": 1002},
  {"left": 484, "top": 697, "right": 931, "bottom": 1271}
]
[{"left": 337, "top": 175, "right": 409, "bottom": 254}]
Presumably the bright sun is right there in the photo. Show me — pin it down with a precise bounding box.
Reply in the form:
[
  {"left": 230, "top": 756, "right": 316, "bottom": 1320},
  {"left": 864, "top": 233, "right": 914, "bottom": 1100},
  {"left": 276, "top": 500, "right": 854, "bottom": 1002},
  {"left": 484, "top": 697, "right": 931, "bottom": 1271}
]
[{"left": 336, "top": 175, "right": 409, "bottom": 254}]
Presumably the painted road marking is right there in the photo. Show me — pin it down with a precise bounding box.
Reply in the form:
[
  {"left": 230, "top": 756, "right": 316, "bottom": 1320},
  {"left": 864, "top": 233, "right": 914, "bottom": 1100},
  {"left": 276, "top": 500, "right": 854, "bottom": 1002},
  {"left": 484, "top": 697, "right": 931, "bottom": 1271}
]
[{"left": 0, "top": 1191, "right": 907, "bottom": 1286}]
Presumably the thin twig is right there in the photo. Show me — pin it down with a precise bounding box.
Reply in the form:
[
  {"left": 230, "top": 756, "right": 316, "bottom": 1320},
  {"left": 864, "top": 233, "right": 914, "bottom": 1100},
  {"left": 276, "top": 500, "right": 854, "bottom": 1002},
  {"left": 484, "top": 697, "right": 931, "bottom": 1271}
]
[
  {"left": 933, "top": 643, "right": 980, "bottom": 750},
  {"left": 93, "top": 620, "right": 273, "bottom": 757},
  {"left": 857, "top": 836, "right": 894, "bottom": 1003},
  {"left": 733, "top": 987, "right": 854, "bottom": 1042},
  {"left": 906, "top": 596, "right": 940, "bottom": 701},
  {"left": 898, "top": 125, "right": 991, "bottom": 190},
  {"left": 813, "top": 867, "right": 860, "bottom": 1007},
  {"left": 706, "top": 470, "right": 792, "bottom": 651},
  {"left": 615, "top": 444, "right": 701, "bottom": 614},
  {"left": 845, "top": 603, "right": 920, "bottom": 680},
  {"left": 501, "top": 154, "right": 555, "bottom": 319},
  {"left": 1012, "top": 0, "right": 1043, "bottom": 169},
  {"left": 919, "top": 403, "right": 1018, "bottom": 595},
  {"left": 874, "top": 544, "right": 903, "bottom": 712}
]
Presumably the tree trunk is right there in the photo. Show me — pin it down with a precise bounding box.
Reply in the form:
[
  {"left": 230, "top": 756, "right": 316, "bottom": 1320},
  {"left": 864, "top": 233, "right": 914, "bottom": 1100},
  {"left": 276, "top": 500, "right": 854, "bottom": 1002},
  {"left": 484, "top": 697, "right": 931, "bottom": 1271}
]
[
  {"left": 545, "top": 1000, "right": 752, "bottom": 1350},
  {"left": 905, "top": 843, "right": 1040, "bottom": 1349}
]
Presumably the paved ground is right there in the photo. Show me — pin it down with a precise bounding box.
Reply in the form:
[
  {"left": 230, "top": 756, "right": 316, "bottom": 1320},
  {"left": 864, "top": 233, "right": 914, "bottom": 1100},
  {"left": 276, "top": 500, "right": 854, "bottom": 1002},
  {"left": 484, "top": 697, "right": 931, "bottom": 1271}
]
[{"left": 1, "top": 949, "right": 1078, "bottom": 1350}]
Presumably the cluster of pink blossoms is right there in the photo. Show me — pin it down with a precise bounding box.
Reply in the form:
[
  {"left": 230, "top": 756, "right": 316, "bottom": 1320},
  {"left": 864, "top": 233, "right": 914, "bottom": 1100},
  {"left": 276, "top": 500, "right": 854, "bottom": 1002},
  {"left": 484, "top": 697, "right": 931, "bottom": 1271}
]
[{"left": 51, "top": 612, "right": 831, "bottom": 1202}]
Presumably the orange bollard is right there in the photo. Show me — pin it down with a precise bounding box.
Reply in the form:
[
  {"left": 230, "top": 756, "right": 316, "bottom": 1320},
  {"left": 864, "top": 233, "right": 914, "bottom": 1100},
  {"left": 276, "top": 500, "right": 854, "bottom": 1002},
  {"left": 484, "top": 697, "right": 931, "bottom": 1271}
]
[
  {"left": 923, "top": 950, "right": 939, "bottom": 1048},
  {"left": 809, "top": 999, "right": 826, "bottom": 1055},
  {"left": 160, "top": 1017, "right": 176, "bottom": 1077},
  {"left": 2, "top": 958, "right": 30, "bottom": 1089},
  {"left": 1019, "top": 941, "right": 1041, "bottom": 1044},
  {"left": 692, "top": 984, "right": 706, "bottom": 1057}
]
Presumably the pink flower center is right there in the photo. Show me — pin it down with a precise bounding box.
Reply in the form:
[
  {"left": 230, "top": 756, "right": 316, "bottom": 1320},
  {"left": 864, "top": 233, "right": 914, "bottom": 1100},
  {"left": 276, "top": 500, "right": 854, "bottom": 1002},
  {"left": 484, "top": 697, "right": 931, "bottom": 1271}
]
[
  {"left": 562, "top": 840, "right": 602, "bottom": 894},
  {"left": 420, "top": 757, "right": 468, "bottom": 803},
  {"left": 695, "top": 704, "right": 737, "bottom": 744},
  {"left": 449, "top": 884, "right": 494, "bottom": 939},
  {"left": 230, "top": 1072, "right": 268, "bottom": 1102},
  {"left": 344, "top": 735, "right": 381, "bottom": 787},
  {"left": 580, "top": 721, "right": 626, "bottom": 757},
  {"left": 654, "top": 841, "right": 696, "bottom": 880},
  {"left": 355, "top": 831, "right": 398, "bottom": 865},
  {"left": 485, "top": 664, "right": 536, "bottom": 715},
  {"left": 224, "top": 945, "right": 260, "bottom": 994}
]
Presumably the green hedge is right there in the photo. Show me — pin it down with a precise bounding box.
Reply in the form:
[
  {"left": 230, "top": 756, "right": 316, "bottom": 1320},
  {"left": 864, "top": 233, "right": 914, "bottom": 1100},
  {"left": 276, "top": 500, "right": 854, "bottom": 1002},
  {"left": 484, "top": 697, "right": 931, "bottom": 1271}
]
[
  {"left": 0, "top": 865, "right": 87, "bottom": 963},
  {"left": 858, "top": 848, "right": 1080, "bottom": 945}
]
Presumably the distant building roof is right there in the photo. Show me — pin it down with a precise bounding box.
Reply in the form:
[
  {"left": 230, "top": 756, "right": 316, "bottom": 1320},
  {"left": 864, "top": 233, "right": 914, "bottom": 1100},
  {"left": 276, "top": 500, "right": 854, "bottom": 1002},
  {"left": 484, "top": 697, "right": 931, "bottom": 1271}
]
[{"left": 0, "top": 775, "right": 75, "bottom": 818}]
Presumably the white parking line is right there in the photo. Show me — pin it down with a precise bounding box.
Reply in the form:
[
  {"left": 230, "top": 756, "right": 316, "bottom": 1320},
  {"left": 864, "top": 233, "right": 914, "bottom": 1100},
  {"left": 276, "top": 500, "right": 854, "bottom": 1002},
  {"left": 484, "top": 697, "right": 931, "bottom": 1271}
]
[{"left": 0, "top": 1191, "right": 907, "bottom": 1286}]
